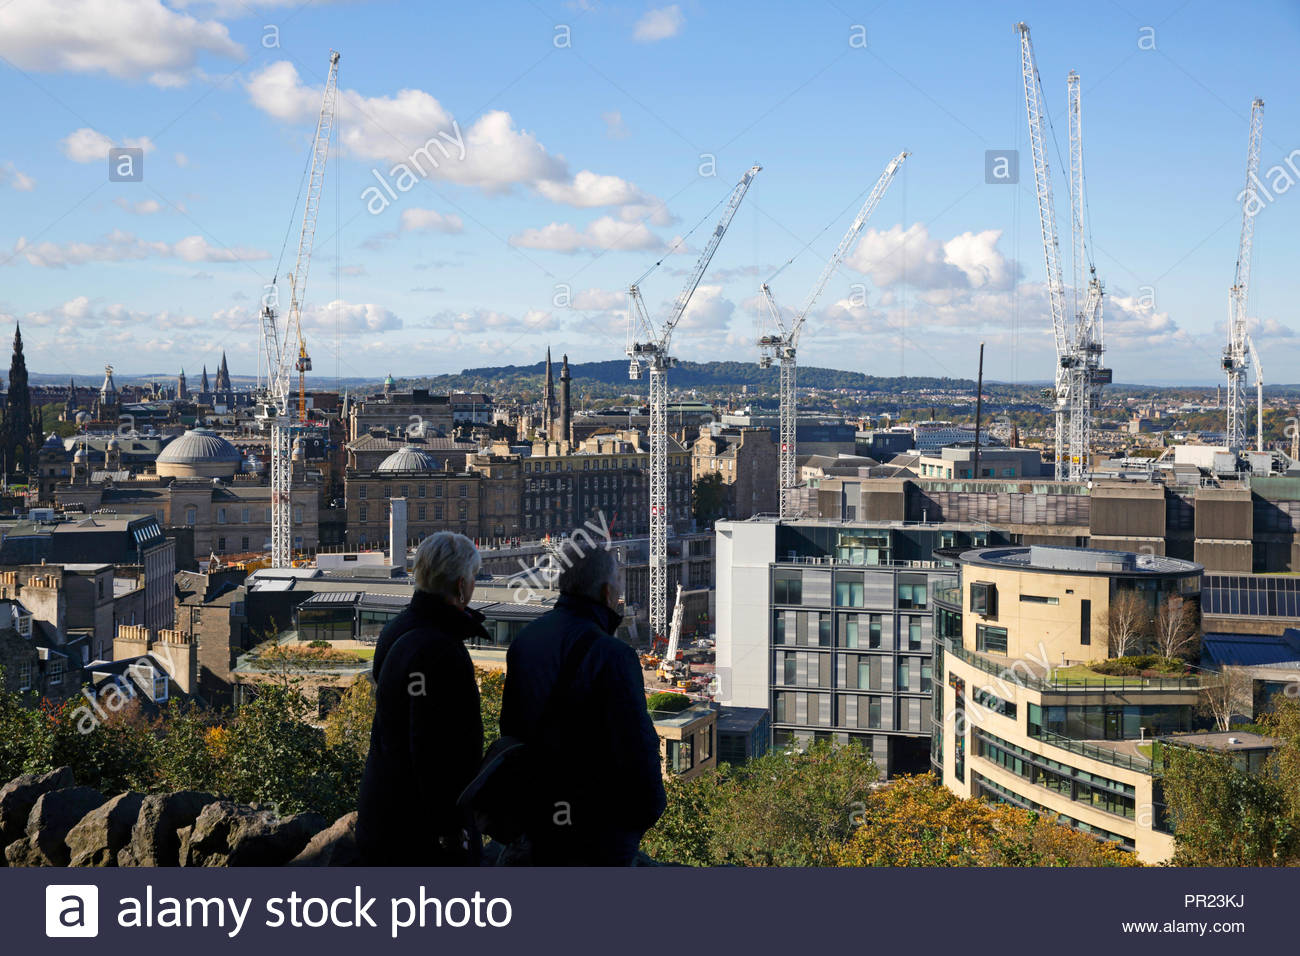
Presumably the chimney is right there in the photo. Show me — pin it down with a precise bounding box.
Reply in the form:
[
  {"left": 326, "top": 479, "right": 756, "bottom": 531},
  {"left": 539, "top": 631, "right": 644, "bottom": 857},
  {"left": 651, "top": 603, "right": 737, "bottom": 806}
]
[
  {"left": 389, "top": 497, "right": 408, "bottom": 571},
  {"left": 113, "top": 623, "right": 152, "bottom": 662},
  {"left": 153, "top": 629, "right": 196, "bottom": 696}
]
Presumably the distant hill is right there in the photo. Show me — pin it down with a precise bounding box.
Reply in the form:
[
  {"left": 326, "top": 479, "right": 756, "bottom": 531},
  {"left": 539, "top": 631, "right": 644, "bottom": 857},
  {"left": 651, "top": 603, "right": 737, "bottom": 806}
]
[{"left": 420, "top": 360, "right": 986, "bottom": 393}]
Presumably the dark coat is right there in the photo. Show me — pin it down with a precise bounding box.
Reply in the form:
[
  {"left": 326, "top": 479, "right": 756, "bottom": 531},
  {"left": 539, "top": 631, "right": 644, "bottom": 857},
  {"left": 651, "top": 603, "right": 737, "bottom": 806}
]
[
  {"left": 500, "top": 593, "right": 666, "bottom": 865},
  {"left": 355, "top": 589, "right": 487, "bottom": 865}
]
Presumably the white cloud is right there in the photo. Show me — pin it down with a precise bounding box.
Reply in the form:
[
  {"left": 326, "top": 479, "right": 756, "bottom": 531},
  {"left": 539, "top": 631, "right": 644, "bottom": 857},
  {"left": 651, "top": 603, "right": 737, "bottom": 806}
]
[
  {"left": 634, "top": 5, "right": 684, "bottom": 42},
  {"left": 6, "top": 230, "right": 268, "bottom": 267},
  {"left": 399, "top": 208, "right": 464, "bottom": 233},
  {"left": 1105, "top": 293, "right": 1187, "bottom": 347},
  {"left": 428, "top": 308, "right": 558, "bottom": 334},
  {"left": 602, "top": 110, "right": 629, "bottom": 140},
  {"left": 571, "top": 287, "right": 625, "bottom": 311},
  {"left": 2, "top": 163, "right": 34, "bottom": 191},
  {"left": 113, "top": 197, "right": 162, "bottom": 215},
  {"left": 302, "top": 300, "right": 402, "bottom": 334},
  {"left": 676, "top": 285, "right": 735, "bottom": 331},
  {"left": 61, "top": 127, "right": 155, "bottom": 163},
  {"left": 246, "top": 60, "right": 659, "bottom": 214},
  {"left": 0, "top": 0, "right": 242, "bottom": 84},
  {"left": 846, "top": 224, "right": 1016, "bottom": 291},
  {"left": 173, "top": 152, "right": 190, "bottom": 168},
  {"left": 1253, "top": 317, "right": 1294, "bottom": 340},
  {"left": 536, "top": 169, "right": 651, "bottom": 208},
  {"left": 510, "top": 215, "right": 664, "bottom": 254}
]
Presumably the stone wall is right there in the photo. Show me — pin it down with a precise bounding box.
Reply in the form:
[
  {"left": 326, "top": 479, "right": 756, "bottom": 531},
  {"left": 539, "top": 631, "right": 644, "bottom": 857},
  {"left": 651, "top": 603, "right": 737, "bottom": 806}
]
[{"left": 0, "top": 768, "right": 356, "bottom": 867}]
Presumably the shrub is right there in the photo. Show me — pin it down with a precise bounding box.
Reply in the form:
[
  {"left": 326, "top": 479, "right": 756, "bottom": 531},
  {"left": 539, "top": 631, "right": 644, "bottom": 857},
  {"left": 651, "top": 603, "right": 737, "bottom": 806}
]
[{"left": 646, "top": 692, "right": 692, "bottom": 714}]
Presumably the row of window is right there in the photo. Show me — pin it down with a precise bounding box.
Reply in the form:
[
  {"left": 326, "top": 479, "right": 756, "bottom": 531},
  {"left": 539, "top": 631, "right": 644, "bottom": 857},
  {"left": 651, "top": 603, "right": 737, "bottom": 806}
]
[
  {"left": 974, "top": 730, "right": 1137, "bottom": 820},
  {"left": 972, "top": 773, "right": 1135, "bottom": 849},
  {"left": 1027, "top": 702, "right": 1193, "bottom": 741},
  {"left": 188, "top": 506, "right": 303, "bottom": 525},
  {"left": 359, "top": 503, "right": 466, "bottom": 523},
  {"left": 772, "top": 691, "right": 931, "bottom": 733},
  {"left": 773, "top": 611, "right": 927, "bottom": 650},
  {"left": 523, "top": 456, "right": 688, "bottom": 473},
  {"left": 359, "top": 483, "right": 462, "bottom": 499},
  {"left": 773, "top": 570, "right": 932, "bottom": 611},
  {"left": 776, "top": 650, "right": 932, "bottom": 693}
]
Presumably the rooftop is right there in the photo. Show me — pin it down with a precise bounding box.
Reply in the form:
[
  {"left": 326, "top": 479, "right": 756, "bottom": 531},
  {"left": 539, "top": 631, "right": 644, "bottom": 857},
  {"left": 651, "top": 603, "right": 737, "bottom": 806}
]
[{"left": 960, "top": 544, "right": 1201, "bottom": 577}]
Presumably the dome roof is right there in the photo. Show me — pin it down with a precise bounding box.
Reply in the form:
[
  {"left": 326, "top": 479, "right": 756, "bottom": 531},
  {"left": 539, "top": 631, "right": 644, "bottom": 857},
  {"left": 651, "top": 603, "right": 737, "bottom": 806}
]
[
  {"left": 157, "top": 428, "right": 241, "bottom": 466},
  {"left": 377, "top": 445, "right": 442, "bottom": 473}
]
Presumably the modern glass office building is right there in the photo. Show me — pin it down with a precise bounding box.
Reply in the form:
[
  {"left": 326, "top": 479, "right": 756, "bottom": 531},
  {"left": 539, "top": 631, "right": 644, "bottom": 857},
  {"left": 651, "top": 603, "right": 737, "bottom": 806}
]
[{"left": 715, "top": 518, "right": 1011, "bottom": 777}]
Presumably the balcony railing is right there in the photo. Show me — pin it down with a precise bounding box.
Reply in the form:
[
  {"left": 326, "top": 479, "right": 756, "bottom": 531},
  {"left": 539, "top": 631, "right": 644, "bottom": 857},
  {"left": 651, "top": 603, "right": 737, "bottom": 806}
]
[
  {"left": 938, "top": 635, "right": 1200, "bottom": 693},
  {"left": 1029, "top": 728, "right": 1154, "bottom": 773}
]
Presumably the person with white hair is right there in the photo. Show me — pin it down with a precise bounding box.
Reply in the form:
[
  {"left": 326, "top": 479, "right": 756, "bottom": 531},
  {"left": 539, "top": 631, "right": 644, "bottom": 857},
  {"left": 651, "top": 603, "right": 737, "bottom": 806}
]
[{"left": 356, "top": 531, "right": 488, "bottom": 865}]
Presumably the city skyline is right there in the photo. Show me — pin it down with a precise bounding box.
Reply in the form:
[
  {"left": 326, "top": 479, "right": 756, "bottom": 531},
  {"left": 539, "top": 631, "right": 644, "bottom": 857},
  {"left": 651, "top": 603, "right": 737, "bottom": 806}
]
[{"left": 0, "top": 1, "right": 1296, "bottom": 385}]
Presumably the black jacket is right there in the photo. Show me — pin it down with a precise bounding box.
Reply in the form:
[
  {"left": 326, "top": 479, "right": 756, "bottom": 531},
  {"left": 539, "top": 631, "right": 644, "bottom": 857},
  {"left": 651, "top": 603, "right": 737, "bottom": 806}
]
[
  {"left": 356, "top": 590, "right": 487, "bottom": 865},
  {"left": 500, "top": 593, "right": 666, "bottom": 865}
]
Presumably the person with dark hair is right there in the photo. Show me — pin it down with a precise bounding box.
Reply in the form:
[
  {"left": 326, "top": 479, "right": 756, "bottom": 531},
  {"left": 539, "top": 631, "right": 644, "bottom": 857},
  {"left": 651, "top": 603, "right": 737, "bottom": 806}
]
[
  {"left": 356, "top": 532, "right": 487, "bottom": 865},
  {"left": 500, "top": 540, "right": 666, "bottom": 865}
]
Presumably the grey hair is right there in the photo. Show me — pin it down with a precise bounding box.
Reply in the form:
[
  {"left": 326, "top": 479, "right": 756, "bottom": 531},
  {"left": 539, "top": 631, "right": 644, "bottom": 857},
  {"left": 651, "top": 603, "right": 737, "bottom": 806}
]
[
  {"left": 413, "top": 531, "right": 481, "bottom": 598},
  {"left": 555, "top": 540, "right": 619, "bottom": 602}
]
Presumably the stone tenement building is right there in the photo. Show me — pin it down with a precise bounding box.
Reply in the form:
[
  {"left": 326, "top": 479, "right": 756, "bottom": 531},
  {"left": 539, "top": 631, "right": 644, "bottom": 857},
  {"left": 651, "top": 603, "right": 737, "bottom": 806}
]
[
  {"left": 691, "top": 424, "right": 779, "bottom": 519},
  {"left": 342, "top": 428, "right": 691, "bottom": 551},
  {"left": 519, "top": 430, "right": 692, "bottom": 539},
  {"left": 347, "top": 385, "right": 454, "bottom": 442},
  {"left": 55, "top": 430, "right": 319, "bottom": 561},
  {"left": 344, "top": 445, "right": 482, "bottom": 549}
]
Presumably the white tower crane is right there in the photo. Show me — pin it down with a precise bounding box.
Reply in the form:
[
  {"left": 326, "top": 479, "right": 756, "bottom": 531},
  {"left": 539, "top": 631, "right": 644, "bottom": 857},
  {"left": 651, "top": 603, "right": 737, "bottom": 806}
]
[
  {"left": 259, "top": 49, "right": 340, "bottom": 568},
  {"left": 1225, "top": 99, "right": 1264, "bottom": 457},
  {"left": 759, "top": 151, "right": 907, "bottom": 517},
  {"left": 1018, "top": 24, "right": 1108, "bottom": 482},
  {"left": 627, "top": 163, "right": 761, "bottom": 639}
]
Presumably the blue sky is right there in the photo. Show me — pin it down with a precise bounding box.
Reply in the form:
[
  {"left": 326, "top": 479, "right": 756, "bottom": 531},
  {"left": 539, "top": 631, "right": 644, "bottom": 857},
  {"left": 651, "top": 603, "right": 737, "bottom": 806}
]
[{"left": 0, "top": 0, "right": 1296, "bottom": 385}]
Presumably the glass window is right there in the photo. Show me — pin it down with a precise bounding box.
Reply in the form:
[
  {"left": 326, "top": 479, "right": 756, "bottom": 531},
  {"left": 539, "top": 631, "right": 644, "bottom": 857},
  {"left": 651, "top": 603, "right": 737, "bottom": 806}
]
[
  {"left": 842, "top": 615, "right": 859, "bottom": 648},
  {"left": 908, "top": 617, "right": 922, "bottom": 650},
  {"left": 783, "top": 654, "right": 796, "bottom": 685},
  {"left": 836, "top": 573, "right": 864, "bottom": 608},
  {"left": 920, "top": 661, "right": 932, "bottom": 693},
  {"left": 773, "top": 570, "right": 802, "bottom": 605},
  {"left": 976, "top": 624, "right": 1008, "bottom": 654},
  {"left": 868, "top": 614, "right": 882, "bottom": 648},
  {"left": 897, "top": 658, "right": 910, "bottom": 691},
  {"left": 818, "top": 613, "right": 832, "bottom": 647}
]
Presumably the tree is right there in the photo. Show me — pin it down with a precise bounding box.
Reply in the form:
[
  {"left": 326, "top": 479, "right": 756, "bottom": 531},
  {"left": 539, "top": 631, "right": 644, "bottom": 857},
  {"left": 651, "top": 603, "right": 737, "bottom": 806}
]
[
  {"left": 641, "top": 740, "right": 879, "bottom": 866},
  {"left": 1107, "top": 590, "right": 1150, "bottom": 658},
  {"left": 834, "top": 774, "right": 1137, "bottom": 867},
  {"left": 1160, "top": 744, "right": 1297, "bottom": 866},
  {"left": 1199, "top": 668, "right": 1252, "bottom": 731},
  {"left": 1153, "top": 595, "right": 1198, "bottom": 660},
  {"left": 477, "top": 667, "right": 504, "bottom": 747},
  {"left": 323, "top": 678, "right": 375, "bottom": 760},
  {"left": 692, "top": 472, "right": 729, "bottom": 526}
]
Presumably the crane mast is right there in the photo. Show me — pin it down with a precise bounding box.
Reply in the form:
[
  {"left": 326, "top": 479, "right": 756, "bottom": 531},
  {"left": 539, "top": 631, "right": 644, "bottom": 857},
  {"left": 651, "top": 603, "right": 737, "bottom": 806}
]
[
  {"left": 760, "top": 151, "right": 907, "bottom": 517},
  {"left": 260, "top": 50, "right": 340, "bottom": 568},
  {"left": 1225, "top": 98, "right": 1264, "bottom": 456},
  {"left": 628, "top": 163, "right": 761, "bottom": 640},
  {"left": 1019, "top": 24, "right": 1107, "bottom": 481}
]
